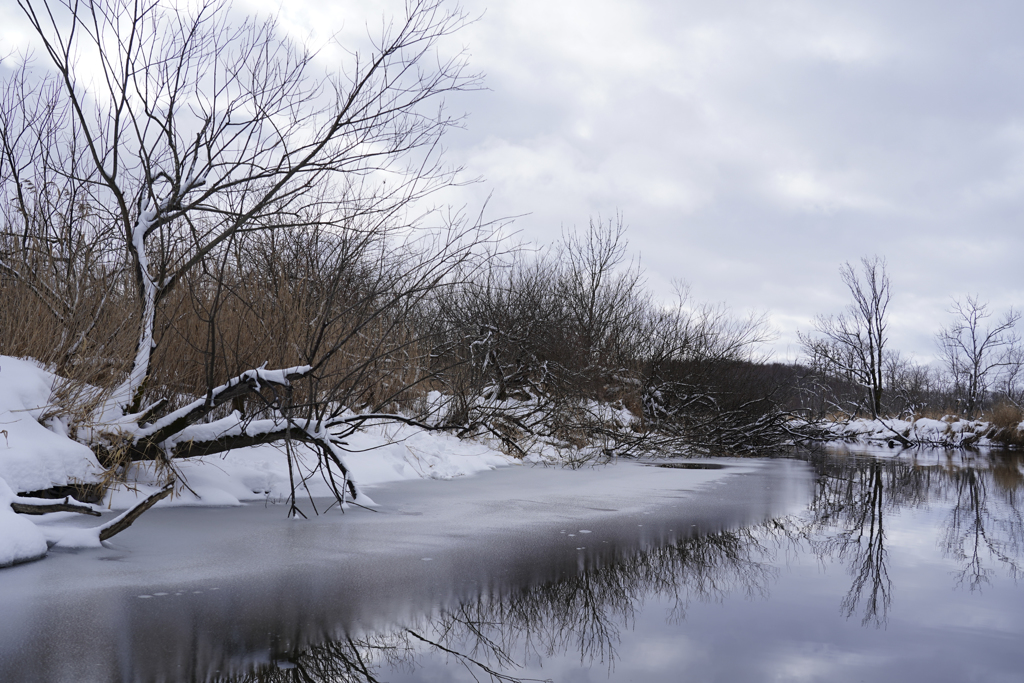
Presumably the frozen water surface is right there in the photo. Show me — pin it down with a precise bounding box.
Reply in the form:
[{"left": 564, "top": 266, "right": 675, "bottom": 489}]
[
  {"left": 3, "top": 450, "right": 1024, "bottom": 682},
  {"left": 0, "top": 458, "right": 803, "bottom": 681}
]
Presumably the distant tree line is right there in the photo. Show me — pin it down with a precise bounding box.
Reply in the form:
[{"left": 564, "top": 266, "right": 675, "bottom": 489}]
[{"left": 796, "top": 256, "right": 1023, "bottom": 428}]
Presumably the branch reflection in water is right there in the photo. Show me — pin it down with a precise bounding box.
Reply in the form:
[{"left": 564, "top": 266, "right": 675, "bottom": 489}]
[
  {"left": 224, "top": 449, "right": 1024, "bottom": 682},
  {"left": 808, "top": 448, "right": 1024, "bottom": 625},
  {"left": 226, "top": 525, "right": 780, "bottom": 683}
]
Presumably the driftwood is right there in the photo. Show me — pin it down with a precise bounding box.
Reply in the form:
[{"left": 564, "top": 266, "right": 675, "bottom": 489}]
[{"left": 9, "top": 483, "right": 174, "bottom": 546}]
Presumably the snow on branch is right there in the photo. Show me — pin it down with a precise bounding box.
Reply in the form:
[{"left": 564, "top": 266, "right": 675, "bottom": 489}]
[
  {"left": 10, "top": 494, "right": 101, "bottom": 517},
  {"left": 168, "top": 418, "right": 358, "bottom": 501},
  {"left": 134, "top": 364, "right": 311, "bottom": 447}
]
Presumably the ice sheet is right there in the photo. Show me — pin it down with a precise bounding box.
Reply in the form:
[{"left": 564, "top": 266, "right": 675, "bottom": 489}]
[{"left": 0, "top": 458, "right": 813, "bottom": 682}]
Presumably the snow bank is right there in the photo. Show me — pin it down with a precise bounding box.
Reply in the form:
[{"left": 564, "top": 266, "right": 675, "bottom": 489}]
[
  {"left": 826, "top": 415, "right": 1023, "bottom": 448},
  {"left": 105, "top": 420, "right": 514, "bottom": 509},
  {"left": 0, "top": 356, "right": 106, "bottom": 564},
  {"left": 0, "top": 357, "right": 103, "bottom": 493},
  {"left": 0, "top": 476, "right": 48, "bottom": 567}
]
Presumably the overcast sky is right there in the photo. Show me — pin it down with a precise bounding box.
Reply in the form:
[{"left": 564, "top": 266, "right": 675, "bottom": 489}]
[
  {"left": 451, "top": 0, "right": 1024, "bottom": 363},
  {"left": 394, "top": 0, "right": 1024, "bottom": 363},
  {"left": 6, "top": 0, "right": 1024, "bottom": 363}
]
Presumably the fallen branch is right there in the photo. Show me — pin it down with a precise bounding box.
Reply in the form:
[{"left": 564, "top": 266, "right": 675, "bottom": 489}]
[
  {"left": 133, "top": 365, "right": 311, "bottom": 453},
  {"left": 11, "top": 495, "right": 102, "bottom": 517},
  {"left": 98, "top": 482, "right": 174, "bottom": 541}
]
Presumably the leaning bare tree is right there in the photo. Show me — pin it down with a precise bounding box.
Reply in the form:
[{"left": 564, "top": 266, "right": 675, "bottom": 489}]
[
  {"left": 936, "top": 296, "right": 1021, "bottom": 419},
  {"left": 1, "top": 0, "right": 481, "bottom": 511},
  {"left": 799, "top": 256, "right": 892, "bottom": 419}
]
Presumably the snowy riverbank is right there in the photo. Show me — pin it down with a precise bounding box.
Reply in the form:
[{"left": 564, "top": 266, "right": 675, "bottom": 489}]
[
  {"left": 7, "top": 350, "right": 1021, "bottom": 568},
  {"left": 825, "top": 415, "right": 1024, "bottom": 448},
  {"left": 1, "top": 355, "right": 516, "bottom": 567}
]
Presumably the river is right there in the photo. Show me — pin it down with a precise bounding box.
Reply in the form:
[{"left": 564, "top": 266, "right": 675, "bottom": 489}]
[{"left": 1, "top": 447, "right": 1022, "bottom": 682}]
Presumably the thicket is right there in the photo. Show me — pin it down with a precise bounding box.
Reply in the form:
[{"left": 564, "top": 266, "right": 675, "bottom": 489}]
[{"left": 3, "top": 205, "right": 805, "bottom": 468}]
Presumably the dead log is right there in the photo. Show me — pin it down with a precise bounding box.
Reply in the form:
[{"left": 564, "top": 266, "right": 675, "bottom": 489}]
[{"left": 11, "top": 495, "right": 102, "bottom": 516}]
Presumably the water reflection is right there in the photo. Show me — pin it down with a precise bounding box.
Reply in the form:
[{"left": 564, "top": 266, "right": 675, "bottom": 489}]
[
  {"left": 228, "top": 526, "right": 782, "bottom": 683},
  {"left": 227, "top": 449, "right": 1024, "bottom": 682},
  {"left": 810, "top": 449, "right": 1024, "bottom": 620},
  {"left": 943, "top": 458, "right": 1023, "bottom": 589}
]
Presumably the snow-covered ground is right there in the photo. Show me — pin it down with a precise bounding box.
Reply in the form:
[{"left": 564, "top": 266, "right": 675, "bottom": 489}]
[
  {"left": 0, "top": 355, "right": 515, "bottom": 567},
  {"left": 0, "top": 357, "right": 105, "bottom": 493},
  {"left": 825, "top": 415, "right": 1024, "bottom": 448},
  {"left": 104, "top": 422, "right": 514, "bottom": 509}
]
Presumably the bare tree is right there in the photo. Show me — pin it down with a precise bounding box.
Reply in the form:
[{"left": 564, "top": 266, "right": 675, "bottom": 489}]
[
  {"left": 1001, "top": 345, "right": 1024, "bottom": 409},
  {"left": 936, "top": 296, "right": 1021, "bottom": 419},
  {"left": 2, "top": 0, "right": 482, "bottom": 510},
  {"left": 0, "top": 59, "right": 131, "bottom": 378},
  {"left": 424, "top": 216, "right": 785, "bottom": 459},
  {"left": 799, "top": 256, "right": 891, "bottom": 418},
  {"left": 558, "top": 214, "right": 649, "bottom": 378},
  {"left": 883, "top": 352, "right": 938, "bottom": 418},
  {"left": 421, "top": 217, "right": 652, "bottom": 457}
]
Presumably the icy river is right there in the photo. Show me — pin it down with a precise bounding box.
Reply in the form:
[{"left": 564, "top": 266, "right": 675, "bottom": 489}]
[{"left": 1, "top": 447, "right": 1023, "bottom": 682}]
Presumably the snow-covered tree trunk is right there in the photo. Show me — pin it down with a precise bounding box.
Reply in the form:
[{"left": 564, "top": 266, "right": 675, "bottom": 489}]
[{"left": 102, "top": 206, "right": 167, "bottom": 419}]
